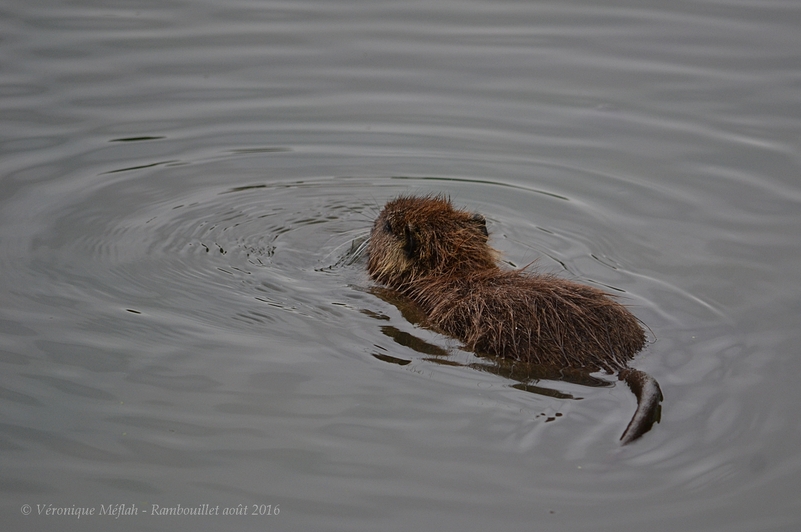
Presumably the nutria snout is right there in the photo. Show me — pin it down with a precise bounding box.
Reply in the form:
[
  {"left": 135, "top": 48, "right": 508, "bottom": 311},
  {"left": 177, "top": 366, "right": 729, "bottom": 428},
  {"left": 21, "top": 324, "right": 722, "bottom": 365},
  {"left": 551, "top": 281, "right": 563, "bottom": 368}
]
[{"left": 367, "top": 195, "right": 662, "bottom": 444}]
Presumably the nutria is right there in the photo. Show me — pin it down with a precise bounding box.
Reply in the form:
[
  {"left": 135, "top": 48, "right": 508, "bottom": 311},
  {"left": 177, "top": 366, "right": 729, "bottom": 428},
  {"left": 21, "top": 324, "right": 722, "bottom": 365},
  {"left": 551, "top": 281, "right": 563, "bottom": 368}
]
[{"left": 367, "top": 195, "right": 662, "bottom": 444}]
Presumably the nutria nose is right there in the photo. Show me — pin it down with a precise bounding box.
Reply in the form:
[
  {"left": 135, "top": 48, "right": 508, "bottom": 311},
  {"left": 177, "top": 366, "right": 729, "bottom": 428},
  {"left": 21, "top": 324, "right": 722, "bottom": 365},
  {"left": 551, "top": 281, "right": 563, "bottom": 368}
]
[{"left": 471, "top": 213, "right": 488, "bottom": 237}]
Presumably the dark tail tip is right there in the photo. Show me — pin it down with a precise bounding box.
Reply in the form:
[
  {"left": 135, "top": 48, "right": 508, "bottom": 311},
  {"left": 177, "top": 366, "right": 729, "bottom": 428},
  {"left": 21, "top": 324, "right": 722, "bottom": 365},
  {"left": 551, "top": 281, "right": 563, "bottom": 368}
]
[{"left": 619, "top": 368, "right": 663, "bottom": 445}]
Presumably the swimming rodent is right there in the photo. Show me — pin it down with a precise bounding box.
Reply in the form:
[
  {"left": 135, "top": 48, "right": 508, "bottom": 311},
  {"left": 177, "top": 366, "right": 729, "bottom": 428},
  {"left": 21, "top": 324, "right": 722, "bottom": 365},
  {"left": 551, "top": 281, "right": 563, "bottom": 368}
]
[{"left": 367, "top": 195, "right": 662, "bottom": 444}]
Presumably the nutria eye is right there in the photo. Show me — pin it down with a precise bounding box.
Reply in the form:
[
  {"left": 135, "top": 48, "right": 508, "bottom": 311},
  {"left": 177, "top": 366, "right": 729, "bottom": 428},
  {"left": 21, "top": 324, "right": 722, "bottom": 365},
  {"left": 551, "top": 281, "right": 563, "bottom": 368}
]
[{"left": 383, "top": 220, "right": 392, "bottom": 233}]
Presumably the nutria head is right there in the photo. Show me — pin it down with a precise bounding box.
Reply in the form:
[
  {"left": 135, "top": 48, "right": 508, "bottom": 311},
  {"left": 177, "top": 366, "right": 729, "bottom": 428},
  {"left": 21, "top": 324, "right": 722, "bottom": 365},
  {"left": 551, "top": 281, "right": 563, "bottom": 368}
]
[{"left": 367, "top": 195, "right": 498, "bottom": 288}]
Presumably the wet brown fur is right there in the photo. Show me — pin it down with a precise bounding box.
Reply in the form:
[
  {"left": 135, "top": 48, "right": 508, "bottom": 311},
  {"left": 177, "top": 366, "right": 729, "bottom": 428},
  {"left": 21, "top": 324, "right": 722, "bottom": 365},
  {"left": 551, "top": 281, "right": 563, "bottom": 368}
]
[
  {"left": 367, "top": 195, "right": 646, "bottom": 372},
  {"left": 367, "top": 195, "right": 661, "bottom": 443}
]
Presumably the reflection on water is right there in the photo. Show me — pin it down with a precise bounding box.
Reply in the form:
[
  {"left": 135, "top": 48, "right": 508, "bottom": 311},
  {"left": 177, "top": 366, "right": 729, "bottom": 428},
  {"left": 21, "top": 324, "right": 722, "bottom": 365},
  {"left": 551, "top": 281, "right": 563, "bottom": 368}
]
[{"left": 2, "top": 0, "right": 801, "bottom": 531}]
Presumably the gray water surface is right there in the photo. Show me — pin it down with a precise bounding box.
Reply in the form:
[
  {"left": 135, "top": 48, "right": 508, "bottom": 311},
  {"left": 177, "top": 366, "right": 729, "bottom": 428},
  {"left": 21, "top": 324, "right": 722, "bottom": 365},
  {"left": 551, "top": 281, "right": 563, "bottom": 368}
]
[{"left": 2, "top": 1, "right": 800, "bottom": 531}]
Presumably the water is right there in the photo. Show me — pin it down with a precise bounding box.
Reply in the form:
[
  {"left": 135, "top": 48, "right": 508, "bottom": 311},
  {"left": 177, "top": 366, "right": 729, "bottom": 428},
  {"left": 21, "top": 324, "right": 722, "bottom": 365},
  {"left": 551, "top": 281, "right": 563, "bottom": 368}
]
[{"left": 2, "top": 0, "right": 800, "bottom": 530}]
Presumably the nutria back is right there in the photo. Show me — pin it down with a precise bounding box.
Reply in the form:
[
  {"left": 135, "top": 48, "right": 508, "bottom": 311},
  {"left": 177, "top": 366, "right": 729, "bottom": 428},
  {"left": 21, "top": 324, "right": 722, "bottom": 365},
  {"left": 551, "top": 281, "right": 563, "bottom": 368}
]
[{"left": 366, "top": 195, "right": 662, "bottom": 444}]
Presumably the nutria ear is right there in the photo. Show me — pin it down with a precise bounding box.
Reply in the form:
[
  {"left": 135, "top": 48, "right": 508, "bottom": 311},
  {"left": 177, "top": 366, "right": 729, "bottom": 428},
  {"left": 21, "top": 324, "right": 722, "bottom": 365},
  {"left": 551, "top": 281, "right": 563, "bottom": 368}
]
[
  {"left": 471, "top": 214, "right": 489, "bottom": 238},
  {"left": 403, "top": 223, "right": 418, "bottom": 259}
]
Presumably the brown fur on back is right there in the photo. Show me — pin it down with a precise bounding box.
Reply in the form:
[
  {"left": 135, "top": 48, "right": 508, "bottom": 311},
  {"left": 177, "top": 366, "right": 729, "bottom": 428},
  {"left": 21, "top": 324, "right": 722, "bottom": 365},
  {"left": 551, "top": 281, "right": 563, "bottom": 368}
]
[{"left": 367, "top": 195, "right": 646, "bottom": 372}]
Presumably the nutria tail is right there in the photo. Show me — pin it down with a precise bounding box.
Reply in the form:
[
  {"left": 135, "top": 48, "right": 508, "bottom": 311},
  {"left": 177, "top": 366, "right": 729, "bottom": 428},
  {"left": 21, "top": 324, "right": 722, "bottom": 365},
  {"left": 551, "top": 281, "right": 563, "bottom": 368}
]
[{"left": 618, "top": 369, "right": 663, "bottom": 445}]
